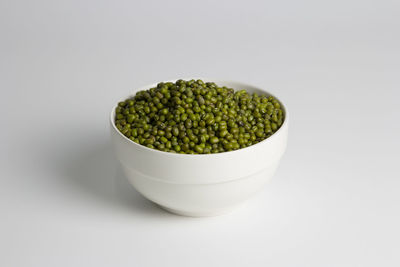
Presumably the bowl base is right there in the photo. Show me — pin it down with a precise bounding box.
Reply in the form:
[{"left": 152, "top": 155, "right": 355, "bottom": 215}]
[{"left": 158, "top": 205, "right": 241, "bottom": 217}]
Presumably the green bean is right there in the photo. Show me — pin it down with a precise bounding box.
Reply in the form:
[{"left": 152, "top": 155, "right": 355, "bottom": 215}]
[{"left": 115, "top": 79, "right": 284, "bottom": 154}]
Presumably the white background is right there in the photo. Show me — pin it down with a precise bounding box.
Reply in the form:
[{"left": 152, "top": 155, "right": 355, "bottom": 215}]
[{"left": 1, "top": 0, "right": 399, "bottom": 266}]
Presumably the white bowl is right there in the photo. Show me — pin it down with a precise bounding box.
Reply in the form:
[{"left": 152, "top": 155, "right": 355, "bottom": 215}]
[{"left": 110, "top": 80, "right": 289, "bottom": 216}]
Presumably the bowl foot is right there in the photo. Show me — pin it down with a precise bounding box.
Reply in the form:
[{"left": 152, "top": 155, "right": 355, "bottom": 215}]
[{"left": 158, "top": 205, "right": 241, "bottom": 217}]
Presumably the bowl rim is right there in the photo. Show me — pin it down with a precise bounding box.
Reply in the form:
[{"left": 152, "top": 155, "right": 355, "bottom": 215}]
[{"left": 110, "top": 79, "right": 289, "bottom": 158}]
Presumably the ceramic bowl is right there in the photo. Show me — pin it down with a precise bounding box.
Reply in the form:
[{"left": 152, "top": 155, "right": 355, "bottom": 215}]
[{"left": 110, "top": 80, "right": 289, "bottom": 216}]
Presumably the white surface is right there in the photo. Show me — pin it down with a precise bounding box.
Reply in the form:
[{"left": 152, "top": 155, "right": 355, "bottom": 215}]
[
  {"left": 111, "top": 81, "right": 288, "bottom": 216},
  {"left": 0, "top": 0, "right": 399, "bottom": 266}
]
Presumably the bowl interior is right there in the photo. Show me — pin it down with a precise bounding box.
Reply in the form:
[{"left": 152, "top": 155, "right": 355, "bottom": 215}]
[{"left": 110, "top": 79, "right": 288, "bottom": 157}]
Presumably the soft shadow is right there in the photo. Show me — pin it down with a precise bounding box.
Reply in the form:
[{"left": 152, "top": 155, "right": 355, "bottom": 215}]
[{"left": 60, "top": 138, "right": 176, "bottom": 218}]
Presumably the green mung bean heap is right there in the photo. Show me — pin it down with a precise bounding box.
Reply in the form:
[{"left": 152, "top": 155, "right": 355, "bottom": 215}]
[{"left": 115, "top": 79, "right": 284, "bottom": 154}]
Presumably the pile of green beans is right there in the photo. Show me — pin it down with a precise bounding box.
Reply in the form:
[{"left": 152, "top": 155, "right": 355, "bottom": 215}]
[{"left": 115, "top": 79, "right": 284, "bottom": 154}]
